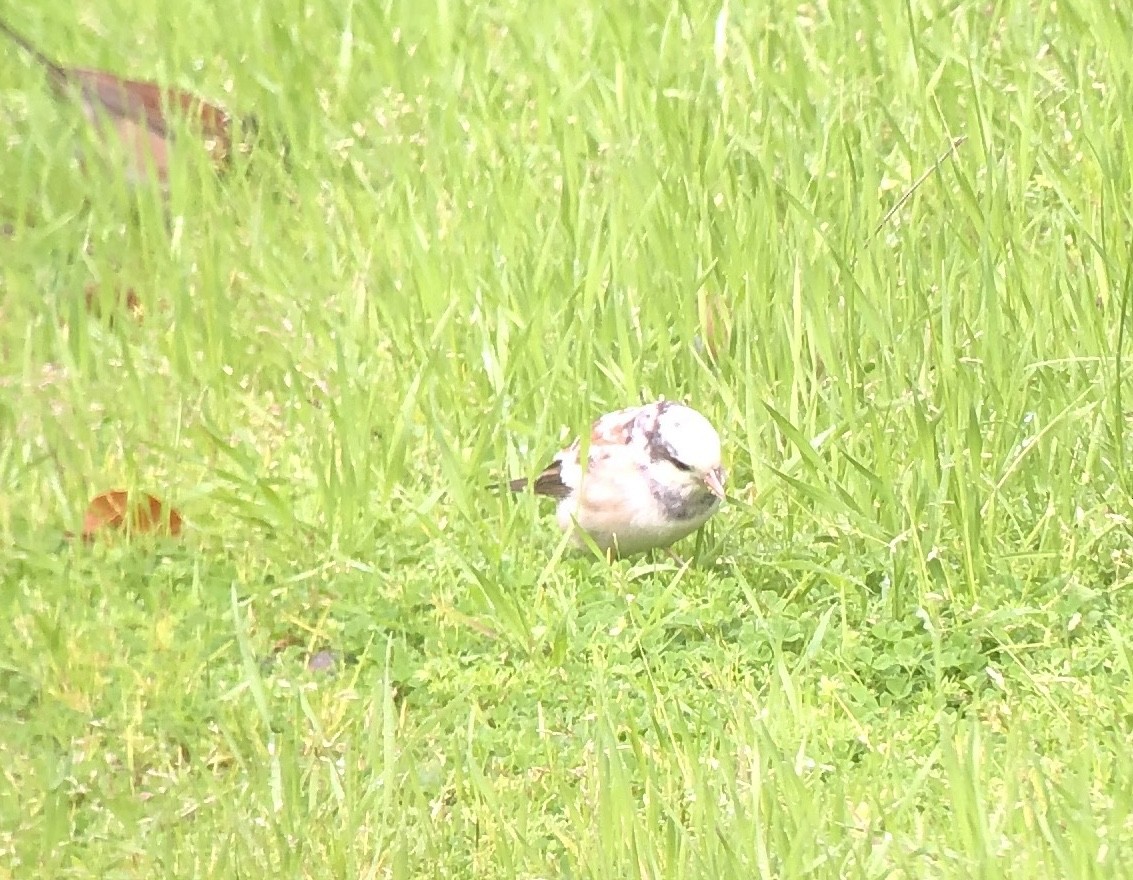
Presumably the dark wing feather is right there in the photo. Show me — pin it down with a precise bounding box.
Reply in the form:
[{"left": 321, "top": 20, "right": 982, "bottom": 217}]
[{"left": 510, "top": 460, "right": 572, "bottom": 499}]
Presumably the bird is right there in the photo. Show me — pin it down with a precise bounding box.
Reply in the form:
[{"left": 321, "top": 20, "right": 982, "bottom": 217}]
[
  {"left": 509, "top": 400, "right": 726, "bottom": 558},
  {"left": 0, "top": 17, "right": 254, "bottom": 188}
]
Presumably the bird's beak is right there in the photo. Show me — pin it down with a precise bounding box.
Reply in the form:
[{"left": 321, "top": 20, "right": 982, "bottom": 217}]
[{"left": 703, "top": 467, "right": 726, "bottom": 500}]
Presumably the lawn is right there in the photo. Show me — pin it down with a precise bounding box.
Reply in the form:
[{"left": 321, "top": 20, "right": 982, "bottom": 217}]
[{"left": 2, "top": 0, "right": 1133, "bottom": 876}]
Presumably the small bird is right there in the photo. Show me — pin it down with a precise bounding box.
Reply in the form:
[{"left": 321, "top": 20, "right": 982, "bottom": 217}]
[
  {"left": 0, "top": 17, "right": 253, "bottom": 187},
  {"left": 509, "top": 401, "right": 726, "bottom": 558}
]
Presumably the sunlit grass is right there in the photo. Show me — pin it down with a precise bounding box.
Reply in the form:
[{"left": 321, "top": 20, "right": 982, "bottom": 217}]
[{"left": 2, "top": 0, "right": 1133, "bottom": 876}]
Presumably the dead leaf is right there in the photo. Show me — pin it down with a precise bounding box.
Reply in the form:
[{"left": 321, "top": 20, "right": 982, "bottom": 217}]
[{"left": 81, "top": 490, "right": 183, "bottom": 540}]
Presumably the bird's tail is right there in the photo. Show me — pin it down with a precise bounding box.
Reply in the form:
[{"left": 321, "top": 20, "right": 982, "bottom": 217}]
[
  {"left": 484, "top": 477, "right": 530, "bottom": 494},
  {"left": 0, "top": 18, "right": 70, "bottom": 86}
]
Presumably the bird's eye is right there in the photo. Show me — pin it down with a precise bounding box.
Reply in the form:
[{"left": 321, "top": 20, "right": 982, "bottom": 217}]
[{"left": 670, "top": 458, "right": 693, "bottom": 472}]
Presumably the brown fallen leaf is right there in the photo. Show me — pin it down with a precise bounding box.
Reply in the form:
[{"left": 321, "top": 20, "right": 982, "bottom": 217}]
[{"left": 81, "top": 489, "right": 183, "bottom": 540}]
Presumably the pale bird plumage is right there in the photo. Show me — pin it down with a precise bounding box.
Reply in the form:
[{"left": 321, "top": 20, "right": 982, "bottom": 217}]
[{"left": 509, "top": 401, "right": 726, "bottom": 557}]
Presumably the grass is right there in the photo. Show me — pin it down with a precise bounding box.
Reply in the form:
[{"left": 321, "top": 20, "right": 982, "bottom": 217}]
[{"left": 2, "top": 0, "right": 1133, "bottom": 875}]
